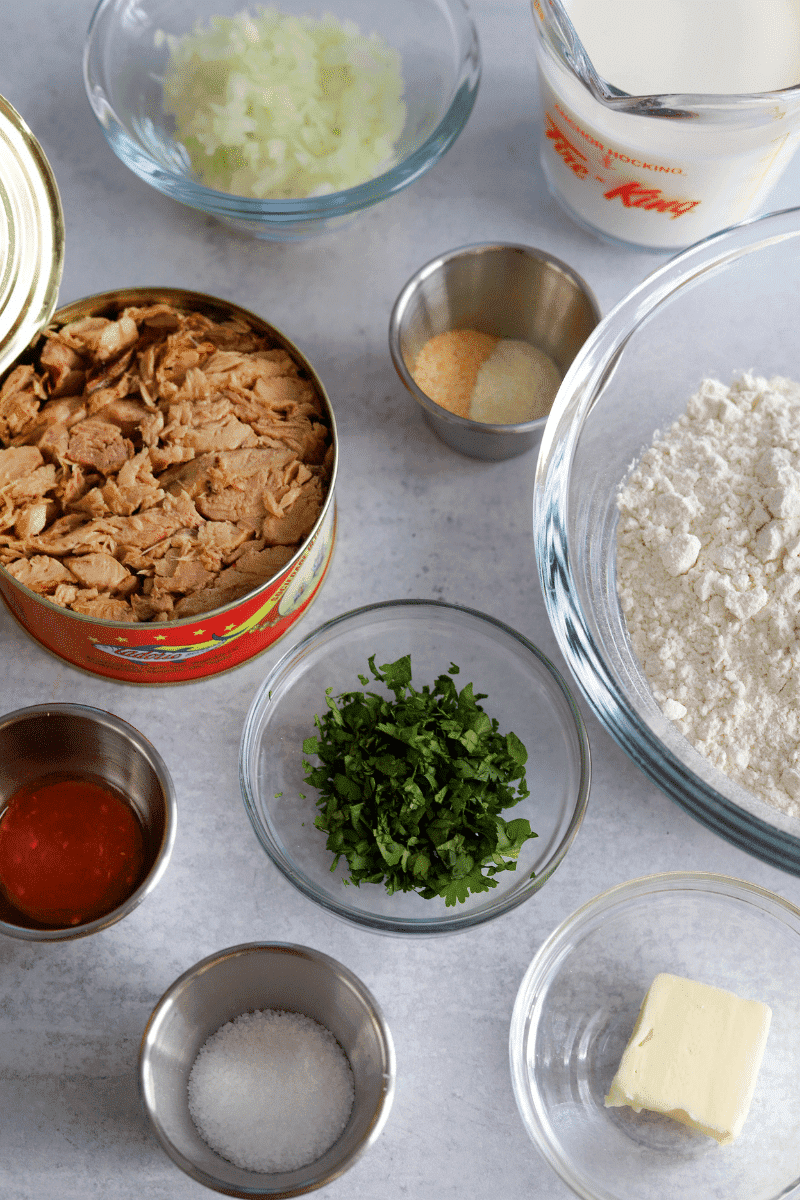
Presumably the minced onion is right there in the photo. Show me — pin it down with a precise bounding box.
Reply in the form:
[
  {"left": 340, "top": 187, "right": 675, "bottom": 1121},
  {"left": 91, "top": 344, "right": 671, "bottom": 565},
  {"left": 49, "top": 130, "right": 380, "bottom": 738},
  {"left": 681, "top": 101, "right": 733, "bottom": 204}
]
[{"left": 157, "top": 7, "right": 407, "bottom": 199}]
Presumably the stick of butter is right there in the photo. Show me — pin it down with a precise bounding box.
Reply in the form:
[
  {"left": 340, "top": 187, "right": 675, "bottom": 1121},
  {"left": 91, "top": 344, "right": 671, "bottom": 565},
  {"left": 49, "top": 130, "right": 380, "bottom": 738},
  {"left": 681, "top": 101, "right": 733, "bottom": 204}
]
[{"left": 604, "top": 972, "right": 771, "bottom": 1144}]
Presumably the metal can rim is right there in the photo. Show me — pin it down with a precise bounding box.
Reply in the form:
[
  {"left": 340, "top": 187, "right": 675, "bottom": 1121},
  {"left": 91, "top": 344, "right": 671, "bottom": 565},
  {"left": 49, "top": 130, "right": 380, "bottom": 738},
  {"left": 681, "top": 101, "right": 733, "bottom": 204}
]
[{"left": 0, "top": 95, "right": 64, "bottom": 379}]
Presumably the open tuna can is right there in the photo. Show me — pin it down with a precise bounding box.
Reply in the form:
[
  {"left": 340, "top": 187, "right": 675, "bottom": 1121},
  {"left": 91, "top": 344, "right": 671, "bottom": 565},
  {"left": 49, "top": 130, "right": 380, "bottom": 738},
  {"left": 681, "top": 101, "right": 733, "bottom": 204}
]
[{"left": 0, "top": 99, "right": 337, "bottom": 684}]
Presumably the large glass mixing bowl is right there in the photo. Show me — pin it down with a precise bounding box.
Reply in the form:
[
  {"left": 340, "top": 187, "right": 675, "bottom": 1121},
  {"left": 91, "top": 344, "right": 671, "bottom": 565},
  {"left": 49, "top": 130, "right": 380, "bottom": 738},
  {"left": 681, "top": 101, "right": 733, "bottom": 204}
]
[{"left": 534, "top": 206, "right": 800, "bottom": 873}]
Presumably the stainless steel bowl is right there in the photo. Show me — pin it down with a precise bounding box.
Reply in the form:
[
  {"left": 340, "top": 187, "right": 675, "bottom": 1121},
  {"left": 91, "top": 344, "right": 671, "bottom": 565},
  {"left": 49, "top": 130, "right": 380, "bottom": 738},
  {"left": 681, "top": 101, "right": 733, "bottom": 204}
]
[
  {"left": 389, "top": 242, "right": 601, "bottom": 460},
  {"left": 139, "top": 942, "right": 395, "bottom": 1198},
  {"left": 0, "top": 703, "right": 176, "bottom": 940}
]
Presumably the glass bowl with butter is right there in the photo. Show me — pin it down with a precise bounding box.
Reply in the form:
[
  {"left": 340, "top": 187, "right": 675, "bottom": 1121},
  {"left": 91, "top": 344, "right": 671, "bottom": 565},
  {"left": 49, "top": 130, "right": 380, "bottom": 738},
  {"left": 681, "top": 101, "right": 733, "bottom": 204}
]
[{"left": 509, "top": 872, "right": 800, "bottom": 1200}]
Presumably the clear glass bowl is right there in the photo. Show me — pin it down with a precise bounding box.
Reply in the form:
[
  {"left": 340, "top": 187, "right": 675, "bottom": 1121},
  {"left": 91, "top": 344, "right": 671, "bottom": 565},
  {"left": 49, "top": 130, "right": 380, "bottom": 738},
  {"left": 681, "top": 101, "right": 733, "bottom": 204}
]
[
  {"left": 534, "top": 205, "right": 800, "bottom": 874},
  {"left": 83, "top": 0, "right": 480, "bottom": 240},
  {"left": 509, "top": 872, "right": 800, "bottom": 1200},
  {"left": 239, "top": 599, "right": 590, "bottom": 935}
]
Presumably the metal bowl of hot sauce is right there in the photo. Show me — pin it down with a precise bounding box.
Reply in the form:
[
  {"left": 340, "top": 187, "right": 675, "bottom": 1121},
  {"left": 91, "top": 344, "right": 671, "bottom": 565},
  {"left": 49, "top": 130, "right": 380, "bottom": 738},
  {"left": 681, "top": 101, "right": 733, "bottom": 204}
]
[{"left": 0, "top": 703, "right": 176, "bottom": 940}]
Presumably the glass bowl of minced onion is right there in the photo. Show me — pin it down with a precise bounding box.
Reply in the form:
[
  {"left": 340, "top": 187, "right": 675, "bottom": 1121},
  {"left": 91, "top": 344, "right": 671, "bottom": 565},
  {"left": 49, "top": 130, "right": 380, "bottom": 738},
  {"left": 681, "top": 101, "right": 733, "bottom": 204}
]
[
  {"left": 239, "top": 599, "right": 591, "bottom": 936},
  {"left": 534, "top": 205, "right": 800, "bottom": 875},
  {"left": 83, "top": 0, "right": 480, "bottom": 240}
]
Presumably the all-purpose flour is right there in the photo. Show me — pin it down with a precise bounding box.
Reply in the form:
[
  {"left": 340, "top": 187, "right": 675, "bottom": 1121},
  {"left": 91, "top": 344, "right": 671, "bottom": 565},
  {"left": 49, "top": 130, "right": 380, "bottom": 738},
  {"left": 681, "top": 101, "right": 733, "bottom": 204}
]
[{"left": 616, "top": 373, "right": 800, "bottom": 816}]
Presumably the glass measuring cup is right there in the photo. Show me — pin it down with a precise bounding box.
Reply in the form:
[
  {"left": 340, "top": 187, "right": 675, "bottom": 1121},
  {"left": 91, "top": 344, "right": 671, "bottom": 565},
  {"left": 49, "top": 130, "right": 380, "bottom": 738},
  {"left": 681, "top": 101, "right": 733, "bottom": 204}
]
[{"left": 531, "top": 0, "right": 800, "bottom": 250}]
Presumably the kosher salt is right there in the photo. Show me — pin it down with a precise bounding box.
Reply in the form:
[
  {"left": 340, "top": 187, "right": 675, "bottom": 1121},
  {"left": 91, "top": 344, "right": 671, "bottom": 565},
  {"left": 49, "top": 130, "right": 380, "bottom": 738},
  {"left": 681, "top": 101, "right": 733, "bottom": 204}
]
[{"left": 188, "top": 1008, "right": 355, "bottom": 1172}]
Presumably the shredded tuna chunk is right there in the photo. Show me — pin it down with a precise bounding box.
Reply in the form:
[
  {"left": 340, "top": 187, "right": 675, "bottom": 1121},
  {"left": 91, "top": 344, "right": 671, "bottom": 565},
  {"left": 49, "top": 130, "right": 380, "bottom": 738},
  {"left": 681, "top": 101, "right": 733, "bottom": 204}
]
[
  {"left": 6, "top": 554, "right": 77, "bottom": 593},
  {"left": 62, "top": 551, "right": 131, "bottom": 592},
  {"left": 65, "top": 419, "right": 133, "bottom": 475},
  {"left": 14, "top": 502, "right": 51, "bottom": 540},
  {"left": 71, "top": 594, "right": 139, "bottom": 622},
  {"left": 0, "top": 301, "right": 332, "bottom": 621},
  {"left": 38, "top": 337, "right": 86, "bottom": 397},
  {"left": 0, "top": 365, "right": 46, "bottom": 442},
  {"left": 0, "top": 446, "right": 44, "bottom": 486}
]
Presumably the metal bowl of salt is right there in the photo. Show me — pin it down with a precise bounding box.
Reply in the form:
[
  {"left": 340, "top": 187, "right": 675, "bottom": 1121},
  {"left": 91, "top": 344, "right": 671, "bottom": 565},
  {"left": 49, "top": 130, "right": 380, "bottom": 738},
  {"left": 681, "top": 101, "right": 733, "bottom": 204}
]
[
  {"left": 388, "top": 242, "right": 601, "bottom": 461},
  {"left": 139, "top": 942, "right": 395, "bottom": 1197}
]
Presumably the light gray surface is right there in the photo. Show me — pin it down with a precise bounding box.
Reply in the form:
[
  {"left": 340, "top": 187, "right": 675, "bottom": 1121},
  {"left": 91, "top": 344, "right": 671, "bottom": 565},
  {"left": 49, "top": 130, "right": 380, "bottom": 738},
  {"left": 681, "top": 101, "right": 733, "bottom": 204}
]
[{"left": 4, "top": 2, "right": 800, "bottom": 1198}]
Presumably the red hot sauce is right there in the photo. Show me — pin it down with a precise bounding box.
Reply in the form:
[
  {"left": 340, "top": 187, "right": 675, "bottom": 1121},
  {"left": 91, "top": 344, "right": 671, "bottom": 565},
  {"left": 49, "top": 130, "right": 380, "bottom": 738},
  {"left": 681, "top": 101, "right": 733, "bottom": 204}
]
[{"left": 0, "top": 775, "right": 146, "bottom": 927}]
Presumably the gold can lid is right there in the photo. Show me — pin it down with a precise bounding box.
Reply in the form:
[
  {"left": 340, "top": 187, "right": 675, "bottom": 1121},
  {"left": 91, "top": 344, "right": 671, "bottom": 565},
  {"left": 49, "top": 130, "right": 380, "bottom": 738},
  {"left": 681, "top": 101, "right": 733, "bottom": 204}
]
[{"left": 0, "top": 96, "right": 64, "bottom": 379}]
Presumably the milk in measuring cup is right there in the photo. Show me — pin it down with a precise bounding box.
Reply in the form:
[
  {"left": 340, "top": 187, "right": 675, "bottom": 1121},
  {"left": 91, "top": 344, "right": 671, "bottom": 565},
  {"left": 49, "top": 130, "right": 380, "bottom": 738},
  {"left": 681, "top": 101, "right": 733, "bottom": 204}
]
[
  {"left": 532, "top": 0, "right": 800, "bottom": 249},
  {"left": 567, "top": 0, "right": 800, "bottom": 96}
]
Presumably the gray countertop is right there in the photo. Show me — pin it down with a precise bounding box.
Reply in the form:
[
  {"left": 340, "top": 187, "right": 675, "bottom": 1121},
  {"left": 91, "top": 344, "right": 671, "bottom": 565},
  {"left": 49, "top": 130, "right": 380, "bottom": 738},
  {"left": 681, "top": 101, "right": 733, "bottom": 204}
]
[{"left": 5, "top": 3, "right": 800, "bottom": 1197}]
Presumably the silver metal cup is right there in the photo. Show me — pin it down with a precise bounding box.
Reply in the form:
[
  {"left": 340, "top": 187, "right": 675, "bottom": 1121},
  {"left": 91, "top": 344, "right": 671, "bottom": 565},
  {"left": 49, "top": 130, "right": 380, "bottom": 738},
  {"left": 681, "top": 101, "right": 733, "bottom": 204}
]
[
  {"left": 139, "top": 942, "right": 395, "bottom": 1198},
  {"left": 0, "top": 703, "right": 176, "bottom": 940},
  {"left": 389, "top": 242, "right": 601, "bottom": 460}
]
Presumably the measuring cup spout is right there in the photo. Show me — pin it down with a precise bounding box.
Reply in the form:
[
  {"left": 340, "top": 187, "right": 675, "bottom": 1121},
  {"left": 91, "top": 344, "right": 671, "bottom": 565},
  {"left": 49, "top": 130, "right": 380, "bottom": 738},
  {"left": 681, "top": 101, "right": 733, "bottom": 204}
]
[{"left": 531, "top": 0, "right": 800, "bottom": 249}]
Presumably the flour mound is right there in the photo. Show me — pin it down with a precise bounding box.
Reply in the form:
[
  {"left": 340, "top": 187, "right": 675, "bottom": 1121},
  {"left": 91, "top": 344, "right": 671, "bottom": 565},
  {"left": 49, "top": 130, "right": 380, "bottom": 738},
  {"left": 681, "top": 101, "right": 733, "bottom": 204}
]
[{"left": 616, "top": 372, "right": 800, "bottom": 817}]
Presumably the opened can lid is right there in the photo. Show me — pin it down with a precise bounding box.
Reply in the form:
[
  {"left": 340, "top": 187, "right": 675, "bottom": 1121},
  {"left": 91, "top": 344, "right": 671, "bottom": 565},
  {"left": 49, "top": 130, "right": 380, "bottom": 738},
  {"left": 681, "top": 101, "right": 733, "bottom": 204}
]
[{"left": 0, "top": 96, "right": 64, "bottom": 380}]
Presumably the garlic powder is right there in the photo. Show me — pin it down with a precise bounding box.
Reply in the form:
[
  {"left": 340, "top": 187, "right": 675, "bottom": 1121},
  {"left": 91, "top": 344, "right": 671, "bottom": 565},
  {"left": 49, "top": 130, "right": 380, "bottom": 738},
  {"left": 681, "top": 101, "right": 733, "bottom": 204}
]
[{"left": 411, "top": 330, "right": 561, "bottom": 424}]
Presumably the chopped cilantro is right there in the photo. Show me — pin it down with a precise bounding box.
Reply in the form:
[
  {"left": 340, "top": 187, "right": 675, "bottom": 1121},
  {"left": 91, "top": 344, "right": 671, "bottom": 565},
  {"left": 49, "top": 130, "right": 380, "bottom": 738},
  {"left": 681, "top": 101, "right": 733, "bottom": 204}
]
[{"left": 302, "top": 654, "right": 537, "bottom": 905}]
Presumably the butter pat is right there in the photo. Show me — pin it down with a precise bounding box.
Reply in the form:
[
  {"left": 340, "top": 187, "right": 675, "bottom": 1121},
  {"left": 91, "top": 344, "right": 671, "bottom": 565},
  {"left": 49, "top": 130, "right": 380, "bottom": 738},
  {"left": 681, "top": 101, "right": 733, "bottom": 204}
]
[{"left": 605, "top": 973, "right": 771, "bottom": 1144}]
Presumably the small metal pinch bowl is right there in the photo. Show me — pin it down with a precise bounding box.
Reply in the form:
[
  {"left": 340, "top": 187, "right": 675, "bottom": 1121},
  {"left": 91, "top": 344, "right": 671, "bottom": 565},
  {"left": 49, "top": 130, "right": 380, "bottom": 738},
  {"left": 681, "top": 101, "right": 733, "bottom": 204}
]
[
  {"left": 139, "top": 942, "right": 395, "bottom": 1198},
  {"left": 389, "top": 242, "right": 601, "bottom": 460},
  {"left": 0, "top": 703, "right": 176, "bottom": 941}
]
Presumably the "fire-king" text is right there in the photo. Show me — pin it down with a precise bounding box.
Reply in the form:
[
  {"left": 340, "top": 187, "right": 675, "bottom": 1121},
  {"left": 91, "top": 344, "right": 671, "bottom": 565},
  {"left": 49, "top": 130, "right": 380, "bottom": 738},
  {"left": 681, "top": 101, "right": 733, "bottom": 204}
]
[{"left": 544, "top": 115, "right": 700, "bottom": 219}]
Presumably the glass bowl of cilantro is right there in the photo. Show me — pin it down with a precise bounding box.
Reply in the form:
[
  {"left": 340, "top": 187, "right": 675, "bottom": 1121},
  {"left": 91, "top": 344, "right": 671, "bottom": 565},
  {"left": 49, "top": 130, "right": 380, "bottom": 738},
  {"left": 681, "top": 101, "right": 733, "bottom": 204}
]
[{"left": 239, "top": 599, "right": 591, "bottom": 935}]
